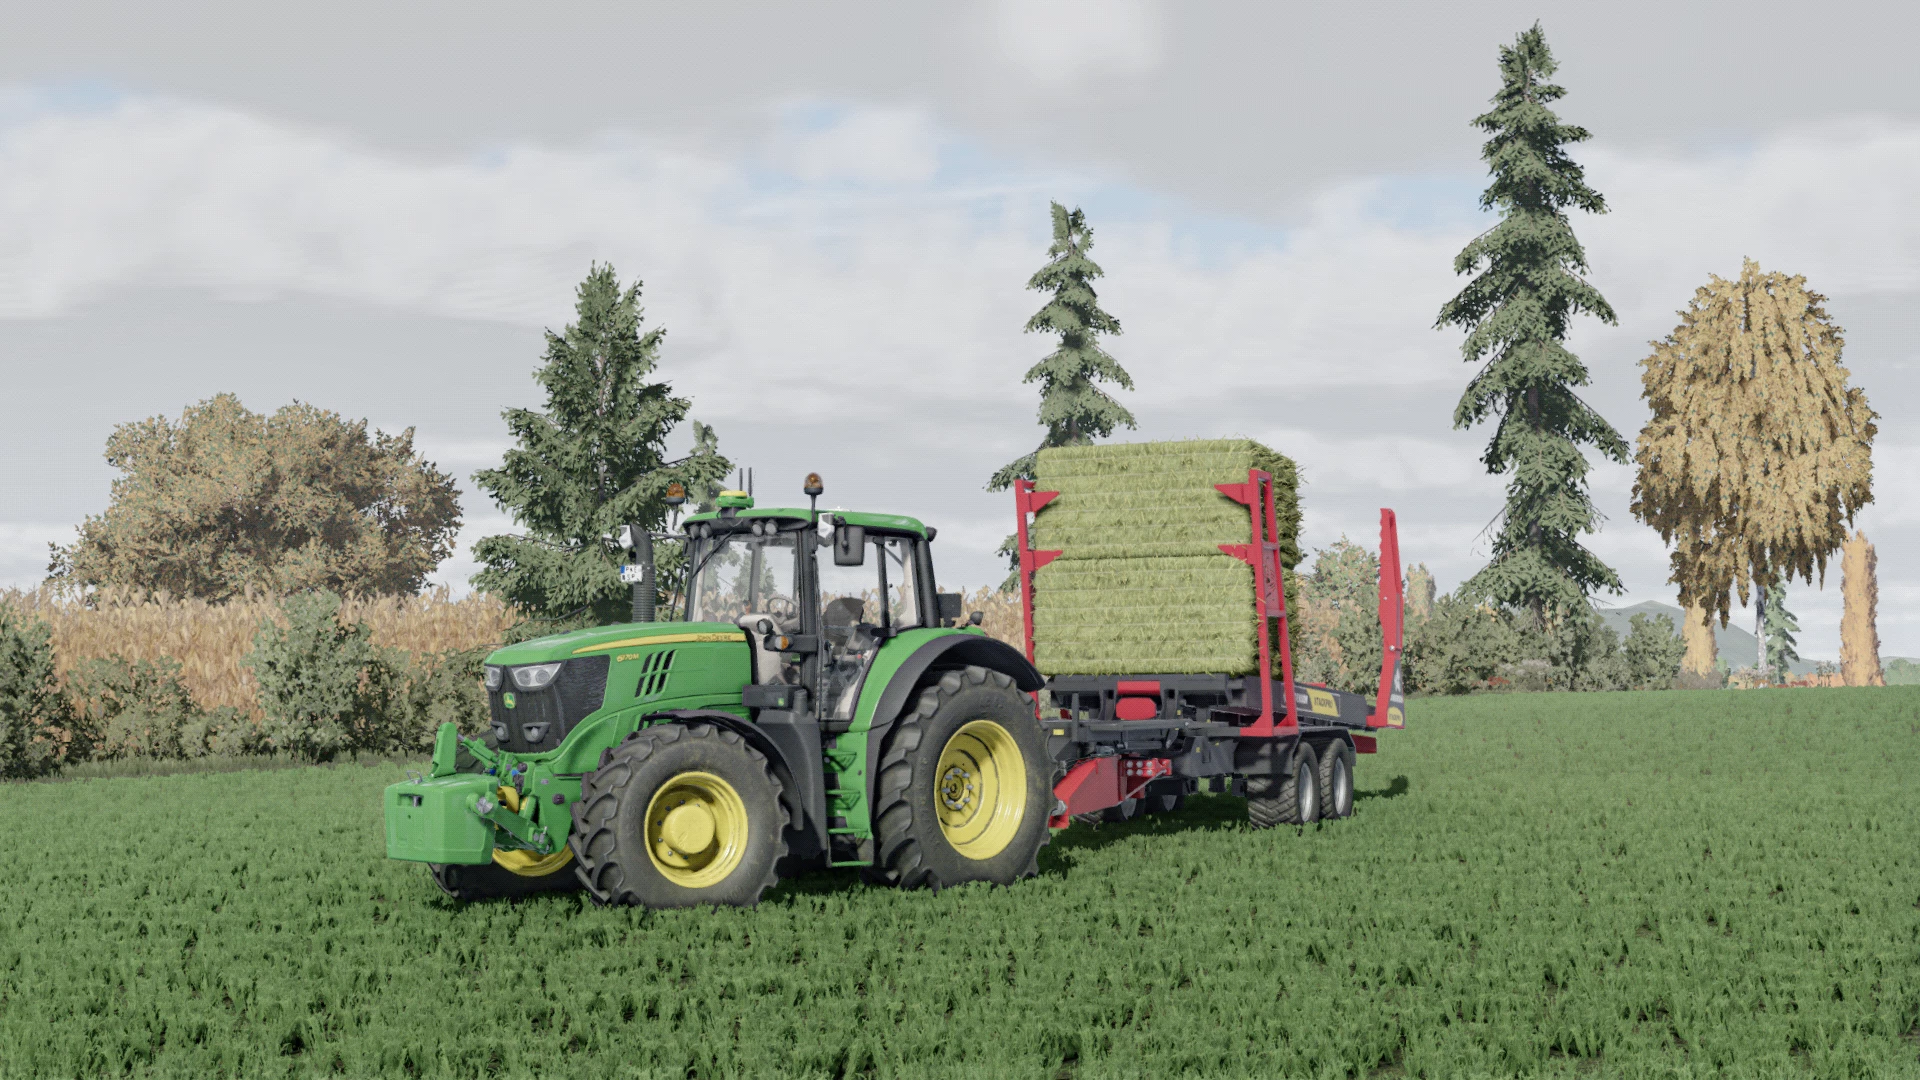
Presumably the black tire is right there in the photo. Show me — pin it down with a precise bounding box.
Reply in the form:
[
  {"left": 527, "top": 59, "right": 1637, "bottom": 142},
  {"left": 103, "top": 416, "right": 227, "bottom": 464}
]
[
  {"left": 867, "top": 666, "right": 1052, "bottom": 891},
  {"left": 1072, "top": 796, "right": 1138, "bottom": 827},
  {"left": 569, "top": 722, "right": 788, "bottom": 908},
  {"left": 428, "top": 855, "right": 580, "bottom": 902},
  {"left": 1318, "top": 740, "right": 1355, "bottom": 820},
  {"left": 1248, "top": 742, "right": 1319, "bottom": 829}
]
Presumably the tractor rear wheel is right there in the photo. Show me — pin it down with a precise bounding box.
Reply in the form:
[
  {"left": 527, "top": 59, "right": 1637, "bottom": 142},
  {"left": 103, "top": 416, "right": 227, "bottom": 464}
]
[
  {"left": 1318, "top": 740, "right": 1355, "bottom": 820},
  {"left": 570, "top": 722, "right": 787, "bottom": 908},
  {"left": 429, "top": 849, "right": 579, "bottom": 902},
  {"left": 867, "top": 666, "right": 1051, "bottom": 891},
  {"left": 1248, "top": 742, "right": 1319, "bottom": 829}
]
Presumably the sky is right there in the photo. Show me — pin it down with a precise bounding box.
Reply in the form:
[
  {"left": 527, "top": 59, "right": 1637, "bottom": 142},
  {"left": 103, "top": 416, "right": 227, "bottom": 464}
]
[{"left": 3, "top": 0, "right": 1917, "bottom": 661}]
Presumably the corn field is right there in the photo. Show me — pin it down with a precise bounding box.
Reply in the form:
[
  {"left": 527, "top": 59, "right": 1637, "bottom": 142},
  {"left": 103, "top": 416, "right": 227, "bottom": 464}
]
[{"left": 2, "top": 587, "right": 519, "bottom": 718}]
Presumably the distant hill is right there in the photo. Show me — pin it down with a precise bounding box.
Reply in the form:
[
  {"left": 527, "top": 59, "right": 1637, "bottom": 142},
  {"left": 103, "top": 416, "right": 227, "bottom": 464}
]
[{"left": 1593, "top": 601, "right": 1826, "bottom": 676}]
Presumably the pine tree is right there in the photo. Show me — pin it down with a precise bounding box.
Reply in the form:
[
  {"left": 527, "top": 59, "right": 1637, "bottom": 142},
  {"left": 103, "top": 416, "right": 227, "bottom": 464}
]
[
  {"left": 989, "top": 202, "right": 1135, "bottom": 490},
  {"left": 1631, "top": 260, "right": 1876, "bottom": 630},
  {"left": 472, "top": 264, "right": 731, "bottom": 626},
  {"left": 1437, "top": 23, "right": 1626, "bottom": 618},
  {"left": 987, "top": 202, "right": 1136, "bottom": 585},
  {"left": 1761, "top": 582, "right": 1798, "bottom": 679}
]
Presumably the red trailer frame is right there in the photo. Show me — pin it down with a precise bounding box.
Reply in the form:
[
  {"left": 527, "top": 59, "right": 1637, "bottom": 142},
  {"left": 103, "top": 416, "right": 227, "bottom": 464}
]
[{"left": 1016, "top": 473, "right": 1405, "bottom": 826}]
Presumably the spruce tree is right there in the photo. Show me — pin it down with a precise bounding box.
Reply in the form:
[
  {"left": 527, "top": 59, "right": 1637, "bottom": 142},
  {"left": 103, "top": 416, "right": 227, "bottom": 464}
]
[
  {"left": 1761, "top": 582, "right": 1799, "bottom": 679},
  {"left": 1437, "top": 23, "right": 1627, "bottom": 618},
  {"left": 989, "top": 202, "right": 1135, "bottom": 491},
  {"left": 473, "top": 264, "right": 730, "bottom": 626},
  {"left": 988, "top": 202, "right": 1135, "bottom": 585}
]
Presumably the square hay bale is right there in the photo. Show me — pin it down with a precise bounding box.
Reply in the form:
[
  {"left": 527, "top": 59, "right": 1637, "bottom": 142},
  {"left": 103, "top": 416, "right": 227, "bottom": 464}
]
[{"left": 1029, "top": 439, "right": 1301, "bottom": 676}]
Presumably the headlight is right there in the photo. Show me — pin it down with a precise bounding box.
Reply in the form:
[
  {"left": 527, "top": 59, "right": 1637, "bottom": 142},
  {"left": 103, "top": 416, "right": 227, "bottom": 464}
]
[
  {"left": 483, "top": 665, "right": 503, "bottom": 692},
  {"left": 511, "top": 662, "right": 563, "bottom": 690}
]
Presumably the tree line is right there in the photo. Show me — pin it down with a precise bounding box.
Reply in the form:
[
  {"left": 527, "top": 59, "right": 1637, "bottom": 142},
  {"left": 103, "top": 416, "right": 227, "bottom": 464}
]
[{"left": 2, "top": 20, "right": 1891, "bottom": 777}]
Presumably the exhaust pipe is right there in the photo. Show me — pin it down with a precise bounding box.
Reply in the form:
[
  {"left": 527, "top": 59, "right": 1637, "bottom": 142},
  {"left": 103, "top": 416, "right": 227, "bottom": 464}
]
[{"left": 618, "top": 524, "right": 655, "bottom": 623}]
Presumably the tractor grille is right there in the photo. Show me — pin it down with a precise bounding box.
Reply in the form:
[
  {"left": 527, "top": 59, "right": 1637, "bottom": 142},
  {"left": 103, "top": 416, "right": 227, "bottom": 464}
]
[
  {"left": 487, "top": 655, "right": 610, "bottom": 754},
  {"left": 634, "top": 649, "right": 676, "bottom": 699}
]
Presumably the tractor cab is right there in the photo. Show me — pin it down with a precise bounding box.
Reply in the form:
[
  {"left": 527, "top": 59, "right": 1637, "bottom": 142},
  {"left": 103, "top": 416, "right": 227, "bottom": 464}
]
[{"left": 678, "top": 491, "right": 945, "bottom": 723}]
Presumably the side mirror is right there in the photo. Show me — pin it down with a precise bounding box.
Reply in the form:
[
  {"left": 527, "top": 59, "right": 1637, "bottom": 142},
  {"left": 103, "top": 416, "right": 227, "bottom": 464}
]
[
  {"left": 937, "top": 592, "right": 964, "bottom": 623},
  {"left": 833, "top": 523, "right": 866, "bottom": 566}
]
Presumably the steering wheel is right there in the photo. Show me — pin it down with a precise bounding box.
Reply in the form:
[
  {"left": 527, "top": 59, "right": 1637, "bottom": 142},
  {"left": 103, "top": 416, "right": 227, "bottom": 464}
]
[{"left": 762, "top": 594, "right": 798, "bottom": 621}]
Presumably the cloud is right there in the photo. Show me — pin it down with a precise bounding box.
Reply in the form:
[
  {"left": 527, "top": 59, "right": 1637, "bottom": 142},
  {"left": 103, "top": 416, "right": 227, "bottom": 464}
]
[
  {"left": 1, "top": 92, "right": 1918, "bottom": 659},
  {"left": 991, "top": 0, "right": 1163, "bottom": 88}
]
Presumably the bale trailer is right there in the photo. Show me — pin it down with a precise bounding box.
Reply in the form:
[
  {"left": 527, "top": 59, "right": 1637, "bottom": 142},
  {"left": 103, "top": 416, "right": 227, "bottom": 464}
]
[{"left": 1014, "top": 463, "right": 1406, "bottom": 830}]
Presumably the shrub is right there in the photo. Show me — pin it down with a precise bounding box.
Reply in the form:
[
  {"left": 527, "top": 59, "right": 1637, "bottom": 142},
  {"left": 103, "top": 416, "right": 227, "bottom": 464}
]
[
  {"left": 65, "top": 655, "right": 256, "bottom": 760},
  {"left": 1406, "top": 594, "right": 1522, "bottom": 694},
  {"left": 0, "top": 602, "right": 74, "bottom": 778},
  {"left": 1623, "top": 612, "right": 1687, "bottom": 690},
  {"left": 246, "top": 591, "right": 396, "bottom": 761},
  {"left": 390, "top": 646, "right": 491, "bottom": 745},
  {"left": 1521, "top": 607, "right": 1630, "bottom": 693}
]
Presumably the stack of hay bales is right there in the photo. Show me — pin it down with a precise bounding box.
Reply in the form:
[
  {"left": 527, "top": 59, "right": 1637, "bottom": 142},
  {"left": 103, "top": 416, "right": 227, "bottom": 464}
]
[{"left": 1029, "top": 439, "right": 1301, "bottom": 676}]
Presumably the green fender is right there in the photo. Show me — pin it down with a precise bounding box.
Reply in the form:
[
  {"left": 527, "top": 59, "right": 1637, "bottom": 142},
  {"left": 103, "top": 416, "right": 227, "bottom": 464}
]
[{"left": 824, "top": 628, "right": 1044, "bottom": 855}]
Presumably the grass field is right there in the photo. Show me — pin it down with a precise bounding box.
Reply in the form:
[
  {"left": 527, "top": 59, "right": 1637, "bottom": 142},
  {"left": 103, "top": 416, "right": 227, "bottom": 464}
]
[{"left": 5, "top": 689, "right": 1917, "bottom": 1078}]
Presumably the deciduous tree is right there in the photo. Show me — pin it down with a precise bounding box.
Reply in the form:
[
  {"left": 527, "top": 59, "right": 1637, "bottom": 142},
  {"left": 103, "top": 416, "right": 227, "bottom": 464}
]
[
  {"left": 1840, "top": 531, "right": 1884, "bottom": 686},
  {"left": 1631, "top": 260, "right": 1876, "bottom": 633},
  {"left": 1437, "top": 23, "right": 1626, "bottom": 618},
  {"left": 51, "top": 394, "right": 460, "bottom": 600}
]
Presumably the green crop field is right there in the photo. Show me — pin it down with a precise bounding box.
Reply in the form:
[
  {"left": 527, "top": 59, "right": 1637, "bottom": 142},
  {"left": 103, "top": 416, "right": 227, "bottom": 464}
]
[{"left": 5, "top": 689, "right": 1917, "bottom": 1079}]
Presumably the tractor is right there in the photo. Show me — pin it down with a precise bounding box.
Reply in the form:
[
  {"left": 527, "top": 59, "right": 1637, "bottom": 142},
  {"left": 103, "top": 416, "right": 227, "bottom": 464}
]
[{"left": 385, "top": 476, "right": 1054, "bottom": 905}]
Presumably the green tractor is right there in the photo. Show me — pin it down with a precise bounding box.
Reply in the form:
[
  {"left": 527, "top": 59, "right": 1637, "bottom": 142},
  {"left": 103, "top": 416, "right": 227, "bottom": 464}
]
[{"left": 384, "top": 477, "right": 1052, "bottom": 906}]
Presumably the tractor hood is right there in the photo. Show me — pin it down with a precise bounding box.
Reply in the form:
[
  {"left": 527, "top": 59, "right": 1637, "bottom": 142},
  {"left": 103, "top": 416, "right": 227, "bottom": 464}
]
[{"left": 486, "top": 622, "right": 747, "bottom": 667}]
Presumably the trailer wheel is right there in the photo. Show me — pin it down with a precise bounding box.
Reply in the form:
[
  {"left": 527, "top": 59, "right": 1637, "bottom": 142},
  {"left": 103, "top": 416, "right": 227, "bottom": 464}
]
[
  {"left": 1318, "top": 741, "right": 1355, "bottom": 820},
  {"left": 867, "top": 666, "right": 1051, "bottom": 890},
  {"left": 569, "top": 722, "right": 788, "bottom": 908},
  {"left": 1073, "top": 797, "right": 1138, "bottom": 826},
  {"left": 1248, "top": 743, "right": 1319, "bottom": 828},
  {"left": 428, "top": 851, "right": 579, "bottom": 902}
]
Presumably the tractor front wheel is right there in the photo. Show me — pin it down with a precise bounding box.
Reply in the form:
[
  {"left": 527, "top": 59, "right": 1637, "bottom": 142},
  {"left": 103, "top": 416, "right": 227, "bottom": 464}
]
[
  {"left": 867, "top": 666, "right": 1051, "bottom": 891},
  {"left": 570, "top": 723, "right": 788, "bottom": 908},
  {"left": 428, "top": 849, "right": 579, "bottom": 902}
]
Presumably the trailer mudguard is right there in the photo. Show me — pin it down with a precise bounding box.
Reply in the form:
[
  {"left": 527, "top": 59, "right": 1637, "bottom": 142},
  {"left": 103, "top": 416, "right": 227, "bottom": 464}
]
[{"left": 861, "top": 632, "right": 1045, "bottom": 821}]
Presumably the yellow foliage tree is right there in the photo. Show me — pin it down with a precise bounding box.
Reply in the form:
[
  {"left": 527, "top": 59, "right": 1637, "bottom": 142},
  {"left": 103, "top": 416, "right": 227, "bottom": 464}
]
[
  {"left": 1631, "top": 259, "right": 1875, "bottom": 632},
  {"left": 1681, "top": 602, "right": 1717, "bottom": 677},
  {"left": 1839, "top": 532, "right": 1883, "bottom": 686}
]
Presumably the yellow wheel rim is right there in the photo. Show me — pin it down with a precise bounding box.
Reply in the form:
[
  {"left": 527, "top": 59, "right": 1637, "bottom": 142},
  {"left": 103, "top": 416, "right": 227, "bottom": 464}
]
[
  {"left": 935, "top": 719, "right": 1027, "bottom": 860},
  {"left": 492, "top": 847, "right": 573, "bottom": 877},
  {"left": 644, "top": 771, "right": 750, "bottom": 889}
]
